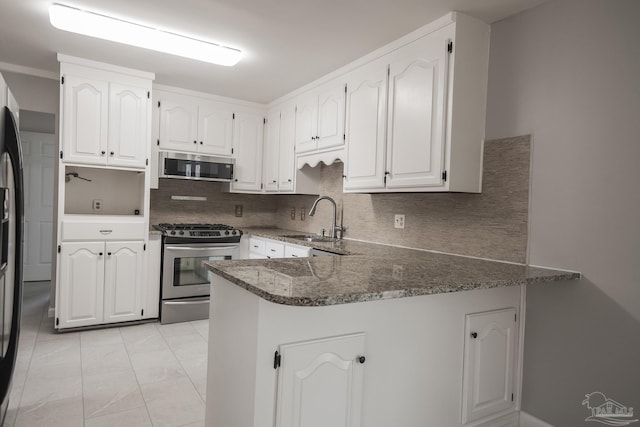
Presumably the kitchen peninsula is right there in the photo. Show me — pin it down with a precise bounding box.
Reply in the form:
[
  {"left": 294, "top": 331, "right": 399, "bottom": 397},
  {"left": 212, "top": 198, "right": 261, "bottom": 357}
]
[{"left": 204, "top": 231, "right": 579, "bottom": 427}]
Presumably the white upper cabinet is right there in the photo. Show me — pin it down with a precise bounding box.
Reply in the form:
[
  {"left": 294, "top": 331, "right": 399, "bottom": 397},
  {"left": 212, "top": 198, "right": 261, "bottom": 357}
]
[
  {"left": 59, "top": 59, "right": 152, "bottom": 170},
  {"left": 294, "top": 82, "right": 346, "bottom": 154},
  {"left": 343, "top": 13, "right": 489, "bottom": 193},
  {"left": 385, "top": 32, "right": 447, "bottom": 189},
  {"left": 198, "top": 101, "right": 234, "bottom": 156},
  {"left": 62, "top": 75, "right": 109, "bottom": 166},
  {"left": 108, "top": 83, "right": 149, "bottom": 168},
  {"left": 343, "top": 60, "right": 388, "bottom": 191},
  {"left": 158, "top": 93, "right": 234, "bottom": 157},
  {"left": 159, "top": 96, "right": 198, "bottom": 152},
  {"left": 231, "top": 110, "right": 264, "bottom": 192},
  {"left": 264, "top": 103, "right": 296, "bottom": 193}
]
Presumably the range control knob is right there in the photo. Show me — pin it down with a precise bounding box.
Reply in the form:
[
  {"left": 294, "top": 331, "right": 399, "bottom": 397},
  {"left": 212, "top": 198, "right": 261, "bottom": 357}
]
[
  {"left": 225, "top": 230, "right": 230, "bottom": 235},
  {"left": 170, "top": 231, "right": 176, "bottom": 235},
  {"left": 179, "top": 231, "right": 184, "bottom": 235},
  {"left": 231, "top": 230, "right": 237, "bottom": 235}
]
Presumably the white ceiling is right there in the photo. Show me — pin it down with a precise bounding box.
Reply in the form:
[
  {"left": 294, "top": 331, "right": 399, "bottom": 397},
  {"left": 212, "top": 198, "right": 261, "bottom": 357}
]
[{"left": 0, "top": 0, "right": 549, "bottom": 104}]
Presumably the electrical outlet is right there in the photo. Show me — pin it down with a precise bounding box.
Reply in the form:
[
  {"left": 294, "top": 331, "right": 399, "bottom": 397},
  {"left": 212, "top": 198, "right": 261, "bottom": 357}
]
[
  {"left": 235, "top": 204, "right": 243, "bottom": 217},
  {"left": 299, "top": 208, "right": 305, "bottom": 221},
  {"left": 392, "top": 265, "right": 403, "bottom": 280},
  {"left": 92, "top": 199, "right": 102, "bottom": 211},
  {"left": 290, "top": 208, "right": 296, "bottom": 220},
  {"left": 394, "top": 214, "right": 405, "bottom": 229}
]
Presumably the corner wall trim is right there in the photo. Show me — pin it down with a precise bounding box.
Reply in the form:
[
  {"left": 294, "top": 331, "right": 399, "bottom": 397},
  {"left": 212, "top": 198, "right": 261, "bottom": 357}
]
[{"left": 520, "top": 411, "right": 554, "bottom": 427}]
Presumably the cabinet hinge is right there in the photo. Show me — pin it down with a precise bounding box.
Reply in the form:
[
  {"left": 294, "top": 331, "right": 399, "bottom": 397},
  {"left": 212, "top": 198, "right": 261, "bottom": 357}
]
[
  {"left": 515, "top": 313, "right": 517, "bottom": 322},
  {"left": 60, "top": 150, "right": 63, "bottom": 159},
  {"left": 263, "top": 118, "right": 266, "bottom": 124},
  {"left": 260, "top": 183, "right": 263, "bottom": 190},
  {"left": 144, "top": 243, "right": 146, "bottom": 251},
  {"left": 447, "top": 40, "right": 453, "bottom": 54},
  {"left": 273, "top": 350, "right": 281, "bottom": 369},
  {"left": 158, "top": 101, "right": 161, "bottom": 108},
  {"left": 141, "top": 309, "right": 144, "bottom": 316},
  {"left": 442, "top": 170, "right": 447, "bottom": 182},
  {"left": 511, "top": 393, "right": 514, "bottom": 402},
  {"left": 147, "top": 91, "right": 150, "bottom": 99},
  {"left": 57, "top": 245, "right": 61, "bottom": 253},
  {"left": 146, "top": 158, "right": 149, "bottom": 166},
  {"left": 157, "top": 139, "right": 160, "bottom": 146},
  {"left": 231, "top": 148, "right": 234, "bottom": 154},
  {"left": 344, "top": 84, "right": 347, "bottom": 93},
  {"left": 56, "top": 317, "right": 59, "bottom": 326},
  {"left": 387, "top": 65, "right": 390, "bottom": 77},
  {"left": 61, "top": 76, "right": 64, "bottom": 85},
  {"left": 343, "top": 134, "right": 346, "bottom": 141},
  {"left": 232, "top": 113, "right": 235, "bottom": 119}
]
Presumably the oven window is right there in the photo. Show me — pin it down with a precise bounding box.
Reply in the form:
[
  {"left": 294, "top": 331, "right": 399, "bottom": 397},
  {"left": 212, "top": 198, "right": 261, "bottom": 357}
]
[{"left": 172, "top": 255, "right": 232, "bottom": 286}]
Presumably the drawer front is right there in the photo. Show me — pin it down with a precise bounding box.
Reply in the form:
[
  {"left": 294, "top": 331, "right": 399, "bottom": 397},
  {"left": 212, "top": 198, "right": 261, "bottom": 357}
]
[
  {"left": 265, "top": 240, "right": 285, "bottom": 258},
  {"left": 249, "top": 238, "right": 266, "bottom": 256},
  {"left": 285, "top": 244, "right": 311, "bottom": 258},
  {"left": 61, "top": 221, "right": 146, "bottom": 241}
]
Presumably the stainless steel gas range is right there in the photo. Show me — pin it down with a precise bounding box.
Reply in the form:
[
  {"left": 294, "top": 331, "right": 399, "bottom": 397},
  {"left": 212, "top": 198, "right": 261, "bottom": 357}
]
[{"left": 154, "top": 223, "right": 243, "bottom": 324}]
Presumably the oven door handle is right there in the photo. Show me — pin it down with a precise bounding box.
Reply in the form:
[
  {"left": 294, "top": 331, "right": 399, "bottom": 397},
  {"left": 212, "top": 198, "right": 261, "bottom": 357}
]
[
  {"left": 164, "top": 299, "right": 210, "bottom": 305},
  {"left": 165, "top": 245, "right": 239, "bottom": 251}
]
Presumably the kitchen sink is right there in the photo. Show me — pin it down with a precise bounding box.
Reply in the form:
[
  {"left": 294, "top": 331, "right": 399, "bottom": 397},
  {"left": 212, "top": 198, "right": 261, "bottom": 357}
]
[{"left": 284, "top": 234, "right": 337, "bottom": 243}]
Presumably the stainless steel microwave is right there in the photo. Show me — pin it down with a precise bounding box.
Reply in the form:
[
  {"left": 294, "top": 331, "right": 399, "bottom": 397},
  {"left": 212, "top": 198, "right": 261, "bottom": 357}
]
[{"left": 159, "top": 152, "right": 234, "bottom": 182}]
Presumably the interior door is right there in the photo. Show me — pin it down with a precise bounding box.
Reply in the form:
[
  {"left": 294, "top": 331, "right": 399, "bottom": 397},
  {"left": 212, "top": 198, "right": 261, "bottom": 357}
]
[{"left": 21, "top": 131, "right": 55, "bottom": 281}]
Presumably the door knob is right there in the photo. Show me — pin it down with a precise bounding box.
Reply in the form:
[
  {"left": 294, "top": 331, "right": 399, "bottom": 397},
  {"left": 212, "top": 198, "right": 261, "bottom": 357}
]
[
  {"left": 470, "top": 332, "right": 478, "bottom": 339},
  {"left": 357, "top": 356, "right": 366, "bottom": 364}
]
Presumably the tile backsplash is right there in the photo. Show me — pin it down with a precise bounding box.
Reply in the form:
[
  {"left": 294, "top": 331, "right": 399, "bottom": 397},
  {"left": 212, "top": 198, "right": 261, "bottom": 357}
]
[{"left": 151, "top": 135, "right": 531, "bottom": 263}]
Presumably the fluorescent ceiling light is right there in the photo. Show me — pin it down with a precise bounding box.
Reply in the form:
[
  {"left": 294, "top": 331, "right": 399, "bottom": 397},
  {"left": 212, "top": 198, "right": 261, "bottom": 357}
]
[{"left": 49, "top": 3, "right": 242, "bottom": 66}]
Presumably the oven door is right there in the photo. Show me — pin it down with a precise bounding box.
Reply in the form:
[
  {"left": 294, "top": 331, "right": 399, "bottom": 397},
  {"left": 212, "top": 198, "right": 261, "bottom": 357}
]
[{"left": 162, "top": 243, "right": 239, "bottom": 300}]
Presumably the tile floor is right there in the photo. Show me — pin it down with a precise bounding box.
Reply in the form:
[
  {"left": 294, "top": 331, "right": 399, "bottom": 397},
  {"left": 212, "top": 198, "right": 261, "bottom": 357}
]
[{"left": 4, "top": 281, "right": 209, "bottom": 427}]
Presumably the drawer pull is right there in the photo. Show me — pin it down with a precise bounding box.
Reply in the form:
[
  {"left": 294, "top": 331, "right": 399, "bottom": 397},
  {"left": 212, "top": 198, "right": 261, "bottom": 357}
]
[{"left": 99, "top": 230, "right": 113, "bottom": 234}]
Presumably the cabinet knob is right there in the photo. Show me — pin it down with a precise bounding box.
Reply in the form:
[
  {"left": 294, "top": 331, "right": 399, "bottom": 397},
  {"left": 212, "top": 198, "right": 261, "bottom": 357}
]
[
  {"left": 107, "top": 252, "right": 112, "bottom": 256},
  {"left": 200, "top": 141, "right": 203, "bottom": 145},
  {"left": 272, "top": 180, "right": 277, "bottom": 183},
  {"left": 193, "top": 140, "right": 197, "bottom": 144},
  {"left": 357, "top": 356, "right": 366, "bottom": 364},
  {"left": 101, "top": 151, "right": 106, "bottom": 155},
  {"left": 287, "top": 179, "right": 292, "bottom": 182},
  {"left": 99, "top": 252, "right": 103, "bottom": 256},
  {"left": 470, "top": 332, "right": 478, "bottom": 339},
  {"left": 110, "top": 151, "right": 114, "bottom": 156}
]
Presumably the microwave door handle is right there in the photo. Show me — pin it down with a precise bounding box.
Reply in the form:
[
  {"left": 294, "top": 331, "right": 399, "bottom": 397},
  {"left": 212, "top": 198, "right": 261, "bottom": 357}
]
[{"left": 164, "top": 246, "right": 239, "bottom": 251}]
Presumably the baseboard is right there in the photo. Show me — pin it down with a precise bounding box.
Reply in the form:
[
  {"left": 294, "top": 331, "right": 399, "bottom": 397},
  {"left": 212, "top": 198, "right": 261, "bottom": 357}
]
[
  {"left": 468, "top": 411, "right": 519, "bottom": 427},
  {"left": 520, "top": 411, "right": 554, "bottom": 427}
]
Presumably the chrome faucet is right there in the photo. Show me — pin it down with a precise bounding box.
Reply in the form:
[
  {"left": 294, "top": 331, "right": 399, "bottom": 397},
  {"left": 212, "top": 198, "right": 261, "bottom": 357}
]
[{"left": 308, "top": 196, "right": 344, "bottom": 239}]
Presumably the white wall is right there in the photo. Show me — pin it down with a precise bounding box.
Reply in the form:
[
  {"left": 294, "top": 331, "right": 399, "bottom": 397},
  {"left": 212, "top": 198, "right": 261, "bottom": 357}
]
[
  {"left": 486, "top": 0, "right": 640, "bottom": 425},
  {"left": 1, "top": 71, "right": 58, "bottom": 115}
]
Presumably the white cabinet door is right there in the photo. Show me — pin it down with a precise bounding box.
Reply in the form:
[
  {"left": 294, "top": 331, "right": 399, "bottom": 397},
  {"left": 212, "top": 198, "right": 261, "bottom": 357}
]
[
  {"left": 461, "top": 308, "right": 518, "bottom": 424},
  {"left": 58, "top": 242, "right": 105, "bottom": 328},
  {"left": 103, "top": 241, "right": 144, "bottom": 324},
  {"left": 264, "top": 110, "right": 280, "bottom": 192},
  {"left": 108, "top": 83, "right": 148, "bottom": 169},
  {"left": 275, "top": 333, "right": 365, "bottom": 427},
  {"left": 62, "top": 75, "right": 109, "bottom": 165},
  {"left": 198, "top": 101, "right": 234, "bottom": 156},
  {"left": 284, "top": 244, "right": 310, "bottom": 258},
  {"left": 294, "top": 93, "right": 318, "bottom": 154},
  {"left": 159, "top": 97, "right": 198, "bottom": 152},
  {"left": 317, "top": 83, "right": 346, "bottom": 150},
  {"left": 386, "top": 34, "right": 448, "bottom": 189},
  {"left": 278, "top": 104, "right": 296, "bottom": 192},
  {"left": 344, "top": 63, "right": 388, "bottom": 191},
  {"left": 231, "top": 111, "right": 264, "bottom": 192}
]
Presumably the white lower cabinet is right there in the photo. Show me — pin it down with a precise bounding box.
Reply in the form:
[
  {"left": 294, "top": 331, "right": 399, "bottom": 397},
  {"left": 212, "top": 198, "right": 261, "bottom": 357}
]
[
  {"left": 275, "top": 333, "right": 366, "bottom": 427},
  {"left": 57, "top": 241, "right": 144, "bottom": 329},
  {"left": 249, "top": 237, "right": 312, "bottom": 259},
  {"left": 461, "top": 308, "right": 518, "bottom": 424}
]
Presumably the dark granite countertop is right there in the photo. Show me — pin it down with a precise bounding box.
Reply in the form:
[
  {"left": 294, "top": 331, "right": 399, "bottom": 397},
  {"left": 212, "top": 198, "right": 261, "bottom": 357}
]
[{"left": 203, "top": 228, "right": 581, "bottom": 307}]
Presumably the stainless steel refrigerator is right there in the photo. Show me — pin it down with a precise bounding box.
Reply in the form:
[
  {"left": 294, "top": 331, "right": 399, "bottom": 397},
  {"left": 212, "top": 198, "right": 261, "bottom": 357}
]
[{"left": 0, "top": 106, "right": 24, "bottom": 425}]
